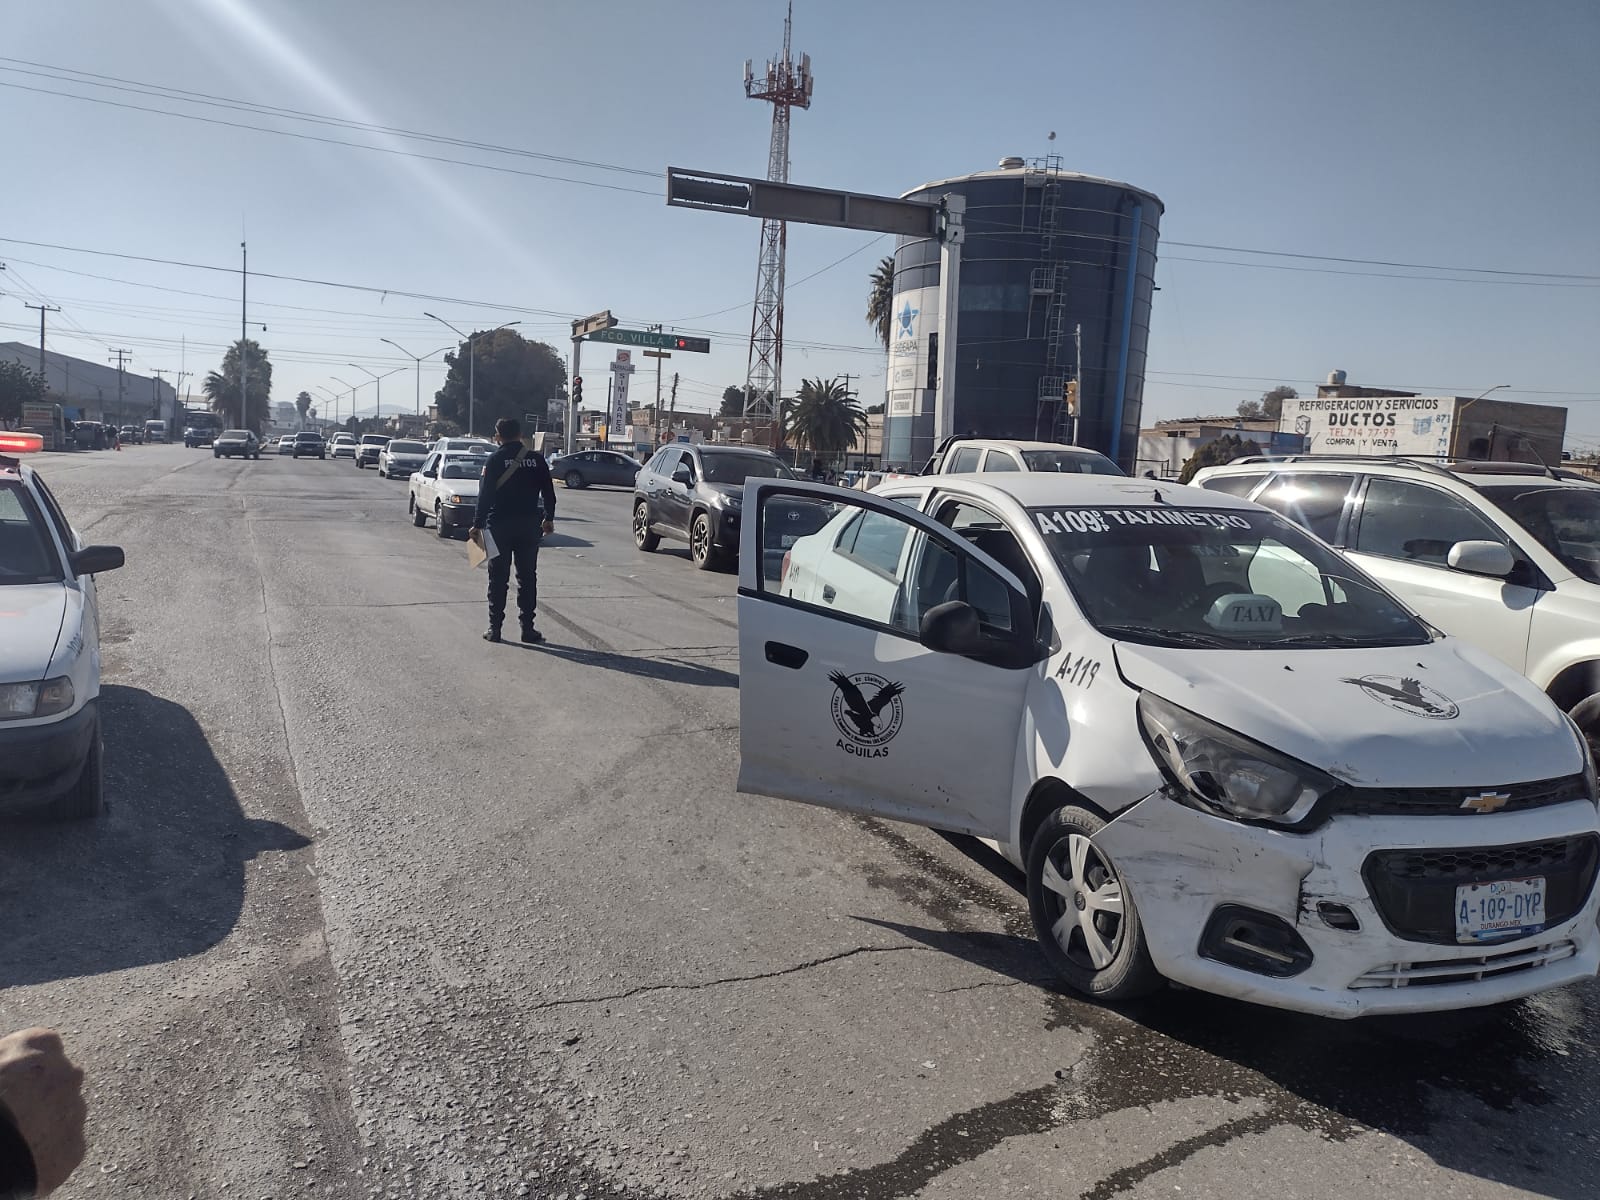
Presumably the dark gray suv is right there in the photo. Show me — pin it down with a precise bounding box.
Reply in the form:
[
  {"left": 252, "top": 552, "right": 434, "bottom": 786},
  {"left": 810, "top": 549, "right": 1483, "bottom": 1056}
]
[{"left": 633, "top": 444, "right": 804, "bottom": 570}]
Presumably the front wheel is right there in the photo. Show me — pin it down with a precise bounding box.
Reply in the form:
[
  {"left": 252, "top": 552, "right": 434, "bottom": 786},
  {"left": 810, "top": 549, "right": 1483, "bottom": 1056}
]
[
  {"left": 690, "top": 512, "right": 721, "bottom": 571},
  {"left": 1570, "top": 695, "right": 1600, "bottom": 768},
  {"left": 633, "top": 501, "right": 660, "bottom": 552},
  {"left": 1026, "top": 805, "right": 1161, "bottom": 1002}
]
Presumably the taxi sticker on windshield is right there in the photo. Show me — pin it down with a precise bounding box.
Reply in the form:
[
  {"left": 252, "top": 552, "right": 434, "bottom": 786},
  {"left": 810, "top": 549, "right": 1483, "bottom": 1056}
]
[{"left": 1034, "top": 508, "right": 1254, "bottom": 535}]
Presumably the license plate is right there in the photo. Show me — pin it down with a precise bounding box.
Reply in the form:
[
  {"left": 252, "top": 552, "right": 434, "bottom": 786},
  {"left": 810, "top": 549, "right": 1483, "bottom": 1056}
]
[
  {"left": 1455, "top": 876, "right": 1546, "bottom": 942},
  {"left": 781, "top": 534, "right": 799, "bottom": 548}
]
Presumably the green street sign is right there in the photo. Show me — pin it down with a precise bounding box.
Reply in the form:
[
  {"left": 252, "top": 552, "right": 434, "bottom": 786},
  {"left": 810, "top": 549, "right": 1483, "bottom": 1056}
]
[{"left": 584, "top": 328, "right": 710, "bottom": 353}]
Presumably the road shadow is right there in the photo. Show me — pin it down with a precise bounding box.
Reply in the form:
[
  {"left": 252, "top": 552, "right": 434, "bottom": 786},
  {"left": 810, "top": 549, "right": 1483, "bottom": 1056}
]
[
  {"left": 542, "top": 533, "right": 594, "bottom": 548},
  {"left": 0, "top": 685, "right": 308, "bottom": 989},
  {"left": 511, "top": 641, "right": 739, "bottom": 689},
  {"left": 857, "top": 832, "right": 1600, "bottom": 1199}
]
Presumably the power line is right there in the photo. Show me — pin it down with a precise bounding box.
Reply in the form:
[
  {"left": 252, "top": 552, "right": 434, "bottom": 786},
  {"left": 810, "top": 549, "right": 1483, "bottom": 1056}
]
[
  {"left": 1163, "top": 239, "right": 1600, "bottom": 282},
  {"left": 0, "top": 80, "right": 660, "bottom": 197}
]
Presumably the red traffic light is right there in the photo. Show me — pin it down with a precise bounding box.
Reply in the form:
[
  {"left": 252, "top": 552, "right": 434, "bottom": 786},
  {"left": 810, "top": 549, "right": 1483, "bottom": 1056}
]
[
  {"left": 573, "top": 376, "right": 582, "bottom": 385},
  {"left": 672, "top": 336, "right": 710, "bottom": 354}
]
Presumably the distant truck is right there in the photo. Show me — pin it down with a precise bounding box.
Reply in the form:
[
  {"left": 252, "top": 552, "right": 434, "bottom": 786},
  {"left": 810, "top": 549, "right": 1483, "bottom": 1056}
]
[
  {"left": 182, "top": 410, "right": 223, "bottom": 448},
  {"left": 144, "top": 419, "right": 168, "bottom": 444}
]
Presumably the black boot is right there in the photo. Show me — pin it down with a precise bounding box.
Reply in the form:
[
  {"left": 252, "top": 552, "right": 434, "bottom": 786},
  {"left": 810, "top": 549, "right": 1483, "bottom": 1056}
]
[
  {"left": 483, "top": 627, "right": 502, "bottom": 643},
  {"left": 520, "top": 622, "right": 543, "bottom": 644}
]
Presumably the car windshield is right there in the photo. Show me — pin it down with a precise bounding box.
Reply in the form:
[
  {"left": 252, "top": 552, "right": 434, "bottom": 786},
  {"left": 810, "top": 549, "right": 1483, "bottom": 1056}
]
[
  {"left": 700, "top": 453, "right": 795, "bottom": 485},
  {"left": 361, "top": 436, "right": 389, "bottom": 446},
  {"left": 296, "top": 433, "right": 321, "bottom": 440},
  {"left": 389, "top": 441, "right": 426, "bottom": 454},
  {"left": 1478, "top": 484, "right": 1600, "bottom": 583},
  {"left": 441, "top": 463, "right": 480, "bottom": 480},
  {"left": 1031, "top": 504, "right": 1428, "bottom": 649},
  {"left": 1020, "top": 450, "right": 1124, "bottom": 475},
  {"left": 0, "top": 482, "right": 62, "bottom": 585},
  {"left": 222, "top": 430, "right": 249, "bottom": 438}
]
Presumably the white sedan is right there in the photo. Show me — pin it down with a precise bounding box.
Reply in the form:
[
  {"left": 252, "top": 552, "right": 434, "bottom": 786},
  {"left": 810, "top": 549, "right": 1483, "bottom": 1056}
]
[
  {"left": 409, "top": 453, "right": 482, "bottom": 538},
  {"left": 742, "top": 473, "right": 1600, "bottom": 1017},
  {"left": 0, "top": 445, "right": 125, "bottom": 818}
]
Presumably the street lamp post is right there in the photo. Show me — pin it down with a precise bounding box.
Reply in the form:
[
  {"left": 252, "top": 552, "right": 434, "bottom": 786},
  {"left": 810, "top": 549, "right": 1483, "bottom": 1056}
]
[
  {"left": 379, "top": 338, "right": 451, "bottom": 418},
  {"left": 332, "top": 375, "right": 365, "bottom": 432},
  {"left": 1456, "top": 384, "right": 1512, "bottom": 459},
  {"left": 423, "top": 314, "right": 522, "bottom": 437},
  {"left": 348, "top": 363, "right": 405, "bottom": 426},
  {"left": 313, "top": 385, "right": 339, "bottom": 428}
]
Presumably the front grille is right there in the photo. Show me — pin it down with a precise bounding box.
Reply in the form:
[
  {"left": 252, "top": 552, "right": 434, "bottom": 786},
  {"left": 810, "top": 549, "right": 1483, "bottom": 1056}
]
[
  {"left": 1363, "top": 835, "right": 1600, "bottom": 945},
  {"left": 1331, "top": 774, "right": 1588, "bottom": 818},
  {"left": 1351, "top": 940, "right": 1578, "bottom": 989}
]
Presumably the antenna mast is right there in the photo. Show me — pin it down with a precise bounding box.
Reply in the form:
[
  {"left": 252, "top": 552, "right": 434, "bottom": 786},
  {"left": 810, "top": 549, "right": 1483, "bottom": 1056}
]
[{"left": 742, "top": 2, "right": 813, "bottom": 431}]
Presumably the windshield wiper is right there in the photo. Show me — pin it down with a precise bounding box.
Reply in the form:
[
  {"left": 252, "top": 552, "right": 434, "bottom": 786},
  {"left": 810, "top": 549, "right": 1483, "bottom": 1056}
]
[
  {"left": 1257, "top": 632, "right": 1426, "bottom": 648},
  {"left": 1096, "top": 624, "right": 1234, "bottom": 648}
]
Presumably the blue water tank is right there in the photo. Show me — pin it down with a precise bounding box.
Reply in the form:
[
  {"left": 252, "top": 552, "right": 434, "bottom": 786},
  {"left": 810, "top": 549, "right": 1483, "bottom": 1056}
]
[{"left": 882, "top": 160, "right": 1163, "bottom": 471}]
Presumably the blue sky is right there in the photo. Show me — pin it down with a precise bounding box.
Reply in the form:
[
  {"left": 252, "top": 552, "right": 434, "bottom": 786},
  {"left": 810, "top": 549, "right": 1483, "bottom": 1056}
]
[{"left": 2, "top": 0, "right": 1596, "bottom": 444}]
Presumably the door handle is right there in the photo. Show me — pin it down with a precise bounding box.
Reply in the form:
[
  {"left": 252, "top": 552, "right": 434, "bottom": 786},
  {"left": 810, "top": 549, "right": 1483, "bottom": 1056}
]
[
  {"left": 822, "top": 585, "right": 837, "bottom": 603},
  {"left": 765, "top": 641, "right": 808, "bottom": 670}
]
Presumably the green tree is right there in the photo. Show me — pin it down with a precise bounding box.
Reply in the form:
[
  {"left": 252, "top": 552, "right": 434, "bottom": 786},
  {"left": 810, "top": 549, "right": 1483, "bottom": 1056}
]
[
  {"left": 866, "top": 256, "right": 895, "bottom": 351},
  {"left": 1237, "top": 384, "right": 1297, "bottom": 422},
  {"left": 785, "top": 376, "right": 869, "bottom": 460},
  {"left": 720, "top": 385, "right": 747, "bottom": 418},
  {"left": 1179, "top": 433, "right": 1263, "bottom": 484},
  {"left": 865, "top": 402, "right": 885, "bottom": 415},
  {"left": 203, "top": 339, "right": 272, "bottom": 430},
  {"left": 0, "top": 361, "right": 45, "bottom": 428},
  {"left": 295, "top": 390, "right": 313, "bottom": 427},
  {"left": 434, "top": 329, "right": 565, "bottom": 434}
]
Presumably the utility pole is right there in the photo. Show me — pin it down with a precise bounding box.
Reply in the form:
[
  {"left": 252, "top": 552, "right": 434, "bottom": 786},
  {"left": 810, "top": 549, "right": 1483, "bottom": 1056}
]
[
  {"left": 108, "top": 349, "right": 132, "bottom": 424},
  {"left": 667, "top": 372, "right": 679, "bottom": 441},
  {"left": 151, "top": 369, "right": 170, "bottom": 421},
  {"left": 239, "top": 242, "right": 248, "bottom": 429},
  {"left": 23, "top": 302, "right": 59, "bottom": 385}
]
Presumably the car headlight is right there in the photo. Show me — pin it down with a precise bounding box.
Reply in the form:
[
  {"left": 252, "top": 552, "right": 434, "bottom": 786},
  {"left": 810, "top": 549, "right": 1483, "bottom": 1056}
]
[
  {"left": 0, "top": 677, "right": 74, "bottom": 721},
  {"left": 1137, "top": 693, "right": 1336, "bottom": 826},
  {"left": 708, "top": 490, "right": 740, "bottom": 508},
  {"left": 446, "top": 493, "right": 474, "bottom": 505}
]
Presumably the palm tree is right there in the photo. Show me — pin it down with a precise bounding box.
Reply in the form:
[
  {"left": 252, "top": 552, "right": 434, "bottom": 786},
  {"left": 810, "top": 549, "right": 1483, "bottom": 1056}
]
[
  {"left": 865, "top": 256, "right": 895, "bottom": 351},
  {"left": 785, "top": 377, "right": 869, "bottom": 465},
  {"left": 203, "top": 339, "right": 272, "bottom": 430}
]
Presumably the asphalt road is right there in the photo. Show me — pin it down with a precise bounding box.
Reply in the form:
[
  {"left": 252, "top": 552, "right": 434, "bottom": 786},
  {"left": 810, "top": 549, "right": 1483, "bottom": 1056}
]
[{"left": 3, "top": 443, "right": 1598, "bottom": 1199}]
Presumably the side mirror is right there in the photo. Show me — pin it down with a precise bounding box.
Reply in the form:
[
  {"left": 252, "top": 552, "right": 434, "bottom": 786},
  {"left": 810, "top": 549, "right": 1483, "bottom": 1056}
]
[
  {"left": 70, "top": 545, "right": 125, "bottom": 576},
  {"left": 672, "top": 465, "right": 693, "bottom": 485},
  {"left": 1447, "top": 539, "right": 1514, "bottom": 578},
  {"left": 919, "top": 601, "right": 987, "bottom": 656}
]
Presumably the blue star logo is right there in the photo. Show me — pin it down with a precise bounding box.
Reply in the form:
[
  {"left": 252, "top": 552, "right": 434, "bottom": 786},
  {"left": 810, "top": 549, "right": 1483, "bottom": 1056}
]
[{"left": 896, "top": 301, "right": 919, "bottom": 339}]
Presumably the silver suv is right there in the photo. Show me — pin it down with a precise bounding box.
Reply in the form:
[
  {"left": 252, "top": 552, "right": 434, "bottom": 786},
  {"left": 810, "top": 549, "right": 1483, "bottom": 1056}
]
[{"left": 1193, "top": 456, "right": 1600, "bottom": 751}]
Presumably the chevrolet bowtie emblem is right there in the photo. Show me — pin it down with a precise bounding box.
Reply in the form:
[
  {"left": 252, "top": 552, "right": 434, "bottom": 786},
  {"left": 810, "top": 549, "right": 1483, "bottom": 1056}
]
[{"left": 1461, "top": 791, "right": 1512, "bottom": 813}]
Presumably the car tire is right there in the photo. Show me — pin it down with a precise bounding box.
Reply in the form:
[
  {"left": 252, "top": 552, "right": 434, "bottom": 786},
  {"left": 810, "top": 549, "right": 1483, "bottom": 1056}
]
[
  {"left": 213, "top": 450, "right": 220, "bottom": 458},
  {"left": 410, "top": 495, "right": 427, "bottom": 527},
  {"left": 633, "top": 500, "right": 660, "bottom": 552},
  {"left": 357, "top": 460, "right": 365, "bottom": 469},
  {"left": 51, "top": 738, "right": 105, "bottom": 820},
  {"left": 690, "top": 512, "right": 720, "bottom": 571},
  {"left": 1570, "top": 695, "right": 1600, "bottom": 767},
  {"left": 565, "top": 471, "right": 585, "bottom": 489},
  {"left": 1026, "top": 805, "right": 1162, "bottom": 1002},
  {"left": 435, "top": 504, "right": 449, "bottom": 538}
]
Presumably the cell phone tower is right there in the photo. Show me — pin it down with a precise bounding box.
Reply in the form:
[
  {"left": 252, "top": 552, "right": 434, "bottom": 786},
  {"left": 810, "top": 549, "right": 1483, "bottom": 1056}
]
[{"left": 742, "top": 2, "right": 813, "bottom": 427}]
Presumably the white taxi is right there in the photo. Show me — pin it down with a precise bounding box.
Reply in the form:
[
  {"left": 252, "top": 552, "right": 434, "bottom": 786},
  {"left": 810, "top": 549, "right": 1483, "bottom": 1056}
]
[
  {"left": 0, "top": 445, "right": 124, "bottom": 818},
  {"left": 409, "top": 452, "right": 482, "bottom": 538},
  {"left": 738, "top": 474, "right": 1600, "bottom": 1017}
]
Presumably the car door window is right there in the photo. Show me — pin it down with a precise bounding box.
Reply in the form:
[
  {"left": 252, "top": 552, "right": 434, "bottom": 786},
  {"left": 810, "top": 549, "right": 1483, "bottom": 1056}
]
[
  {"left": 763, "top": 490, "right": 1016, "bottom": 638},
  {"left": 1199, "top": 473, "right": 1265, "bottom": 498},
  {"left": 979, "top": 451, "right": 1020, "bottom": 473},
  {"left": 1252, "top": 474, "right": 1355, "bottom": 544},
  {"left": 681, "top": 454, "right": 699, "bottom": 484},
  {"left": 1353, "top": 478, "right": 1507, "bottom": 566},
  {"left": 947, "top": 446, "right": 982, "bottom": 473},
  {"left": 30, "top": 478, "right": 75, "bottom": 553},
  {"left": 932, "top": 499, "right": 1042, "bottom": 621}
]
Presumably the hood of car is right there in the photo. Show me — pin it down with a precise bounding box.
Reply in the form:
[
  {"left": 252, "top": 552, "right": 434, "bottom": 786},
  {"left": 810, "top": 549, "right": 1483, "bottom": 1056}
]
[
  {"left": 700, "top": 482, "right": 743, "bottom": 503},
  {"left": 1113, "top": 636, "right": 1583, "bottom": 789},
  {"left": 438, "top": 479, "right": 480, "bottom": 494},
  {"left": 0, "top": 584, "right": 69, "bottom": 685}
]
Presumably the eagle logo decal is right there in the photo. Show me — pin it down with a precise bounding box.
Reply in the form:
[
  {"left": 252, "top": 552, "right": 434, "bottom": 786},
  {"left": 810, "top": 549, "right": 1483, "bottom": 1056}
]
[
  {"left": 828, "top": 670, "right": 905, "bottom": 757},
  {"left": 1342, "top": 674, "right": 1460, "bottom": 721}
]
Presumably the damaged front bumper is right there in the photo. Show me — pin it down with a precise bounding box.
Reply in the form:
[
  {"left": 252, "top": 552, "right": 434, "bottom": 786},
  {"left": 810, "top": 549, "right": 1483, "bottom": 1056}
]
[{"left": 1095, "top": 791, "right": 1600, "bottom": 1018}]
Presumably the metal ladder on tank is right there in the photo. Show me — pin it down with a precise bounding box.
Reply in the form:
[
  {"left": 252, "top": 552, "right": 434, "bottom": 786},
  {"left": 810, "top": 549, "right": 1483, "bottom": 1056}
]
[{"left": 1027, "top": 156, "right": 1073, "bottom": 442}]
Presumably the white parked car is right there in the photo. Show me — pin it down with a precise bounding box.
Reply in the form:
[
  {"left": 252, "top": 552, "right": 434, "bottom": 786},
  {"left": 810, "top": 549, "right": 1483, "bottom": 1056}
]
[
  {"left": 329, "top": 433, "right": 358, "bottom": 460},
  {"left": 739, "top": 473, "right": 1600, "bottom": 1018},
  {"left": 409, "top": 451, "right": 482, "bottom": 538},
  {"left": 922, "top": 437, "right": 1124, "bottom": 477},
  {"left": 429, "top": 437, "right": 494, "bottom": 458},
  {"left": 1193, "top": 458, "right": 1600, "bottom": 757},
  {"left": 0, "top": 447, "right": 125, "bottom": 818},
  {"left": 377, "top": 438, "right": 429, "bottom": 480}
]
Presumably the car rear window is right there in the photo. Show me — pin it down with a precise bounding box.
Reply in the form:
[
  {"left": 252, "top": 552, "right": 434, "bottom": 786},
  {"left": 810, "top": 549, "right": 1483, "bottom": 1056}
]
[
  {"left": 389, "top": 441, "right": 426, "bottom": 454},
  {"left": 442, "top": 463, "right": 480, "bottom": 480}
]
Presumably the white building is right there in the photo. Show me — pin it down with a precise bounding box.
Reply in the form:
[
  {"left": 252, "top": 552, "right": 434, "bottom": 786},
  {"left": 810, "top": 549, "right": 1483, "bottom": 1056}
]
[{"left": 0, "top": 342, "right": 176, "bottom": 425}]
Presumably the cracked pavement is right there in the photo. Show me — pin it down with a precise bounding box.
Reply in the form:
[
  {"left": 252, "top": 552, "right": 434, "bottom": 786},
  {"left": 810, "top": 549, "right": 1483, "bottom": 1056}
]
[{"left": 3, "top": 446, "right": 1598, "bottom": 1199}]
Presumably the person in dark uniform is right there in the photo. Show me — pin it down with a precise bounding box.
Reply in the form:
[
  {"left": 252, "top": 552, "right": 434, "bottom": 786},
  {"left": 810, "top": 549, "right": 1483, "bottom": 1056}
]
[{"left": 470, "top": 418, "right": 556, "bottom": 644}]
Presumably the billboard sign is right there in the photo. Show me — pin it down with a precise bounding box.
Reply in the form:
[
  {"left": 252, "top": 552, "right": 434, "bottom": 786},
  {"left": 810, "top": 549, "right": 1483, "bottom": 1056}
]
[
  {"left": 886, "top": 284, "right": 939, "bottom": 420},
  {"left": 1280, "top": 395, "right": 1456, "bottom": 458}
]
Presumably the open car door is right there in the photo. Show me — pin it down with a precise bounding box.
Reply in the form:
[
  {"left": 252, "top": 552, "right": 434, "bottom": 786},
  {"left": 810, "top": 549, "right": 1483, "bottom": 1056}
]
[{"left": 737, "top": 479, "right": 1040, "bottom": 839}]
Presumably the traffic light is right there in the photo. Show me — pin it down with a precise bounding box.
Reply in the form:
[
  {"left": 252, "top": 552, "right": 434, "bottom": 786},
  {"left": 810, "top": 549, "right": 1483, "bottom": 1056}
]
[
  {"left": 672, "top": 336, "right": 711, "bottom": 354},
  {"left": 1064, "top": 379, "right": 1080, "bottom": 416},
  {"left": 572, "top": 377, "right": 583, "bottom": 406}
]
